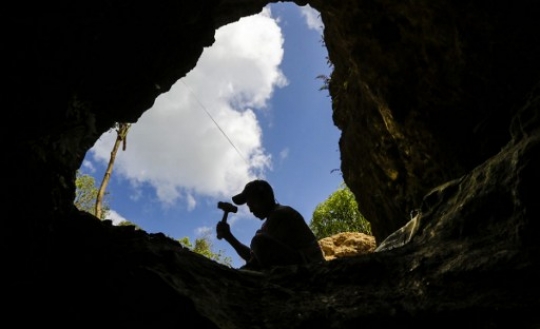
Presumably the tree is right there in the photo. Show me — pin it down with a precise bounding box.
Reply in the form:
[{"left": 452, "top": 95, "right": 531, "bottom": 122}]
[
  {"left": 74, "top": 170, "right": 109, "bottom": 219},
  {"left": 309, "top": 183, "right": 371, "bottom": 240},
  {"left": 179, "top": 236, "right": 232, "bottom": 267},
  {"left": 95, "top": 122, "right": 131, "bottom": 219}
]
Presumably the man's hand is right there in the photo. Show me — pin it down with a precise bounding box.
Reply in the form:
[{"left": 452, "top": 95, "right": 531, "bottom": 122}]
[{"left": 216, "top": 221, "right": 232, "bottom": 240}]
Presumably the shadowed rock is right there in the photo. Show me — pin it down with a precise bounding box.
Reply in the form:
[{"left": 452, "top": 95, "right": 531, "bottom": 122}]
[{"left": 6, "top": 1, "right": 540, "bottom": 328}]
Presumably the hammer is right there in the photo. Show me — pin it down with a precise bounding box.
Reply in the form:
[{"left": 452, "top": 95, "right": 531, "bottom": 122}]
[{"left": 216, "top": 201, "right": 238, "bottom": 240}]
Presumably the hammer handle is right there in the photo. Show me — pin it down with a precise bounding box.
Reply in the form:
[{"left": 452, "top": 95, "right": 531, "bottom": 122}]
[
  {"left": 221, "top": 211, "right": 229, "bottom": 223},
  {"left": 217, "top": 211, "right": 230, "bottom": 240}
]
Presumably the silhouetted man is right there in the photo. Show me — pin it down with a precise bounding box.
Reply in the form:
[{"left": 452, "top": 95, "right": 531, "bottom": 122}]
[{"left": 216, "top": 179, "right": 325, "bottom": 271}]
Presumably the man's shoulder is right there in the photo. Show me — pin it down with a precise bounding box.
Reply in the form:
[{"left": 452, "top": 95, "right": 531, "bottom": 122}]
[
  {"left": 274, "top": 204, "right": 296, "bottom": 212},
  {"left": 272, "top": 205, "right": 303, "bottom": 218}
]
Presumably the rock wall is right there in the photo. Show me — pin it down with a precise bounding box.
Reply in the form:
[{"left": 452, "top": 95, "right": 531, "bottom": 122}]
[
  {"left": 319, "top": 232, "right": 376, "bottom": 260},
  {"left": 313, "top": 0, "right": 540, "bottom": 241}
]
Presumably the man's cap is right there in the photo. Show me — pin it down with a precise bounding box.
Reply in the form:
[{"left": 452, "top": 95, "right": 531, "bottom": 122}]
[{"left": 232, "top": 179, "right": 274, "bottom": 205}]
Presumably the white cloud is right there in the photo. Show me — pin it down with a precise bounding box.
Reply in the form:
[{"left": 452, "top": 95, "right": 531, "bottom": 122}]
[
  {"left": 299, "top": 5, "right": 323, "bottom": 33},
  {"left": 81, "top": 160, "right": 96, "bottom": 173},
  {"left": 89, "top": 6, "right": 286, "bottom": 211},
  {"left": 195, "top": 226, "right": 213, "bottom": 238},
  {"left": 279, "top": 147, "right": 289, "bottom": 163},
  {"left": 186, "top": 194, "right": 196, "bottom": 211},
  {"left": 105, "top": 209, "right": 127, "bottom": 225}
]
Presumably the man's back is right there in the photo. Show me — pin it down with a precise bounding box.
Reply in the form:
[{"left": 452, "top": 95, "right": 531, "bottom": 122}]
[{"left": 264, "top": 205, "right": 324, "bottom": 262}]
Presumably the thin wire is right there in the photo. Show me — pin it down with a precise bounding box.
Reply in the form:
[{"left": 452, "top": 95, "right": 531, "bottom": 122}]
[{"left": 181, "top": 80, "right": 249, "bottom": 165}]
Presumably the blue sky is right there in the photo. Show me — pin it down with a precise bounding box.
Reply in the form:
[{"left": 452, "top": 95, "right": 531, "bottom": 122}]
[{"left": 81, "top": 3, "right": 342, "bottom": 268}]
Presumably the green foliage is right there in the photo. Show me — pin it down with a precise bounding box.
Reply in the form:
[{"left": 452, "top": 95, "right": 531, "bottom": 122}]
[
  {"left": 178, "top": 237, "right": 192, "bottom": 248},
  {"left": 117, "top": 220, "right": 142, "bottom": 230},
  {"left": 309, "top": 183, "right": 371, "bottom": 240},
  {"left": 74, "top": 170, "right": 97, "bottom": 213},
  {"left": 74, "top": 170, "right": 109, "bottom": 219},
  {"left": 179, "top": 236, "right": 232, "bottom": 267},
  {"left": 316, "top": 74, "right": 330, "bottom": 91}
]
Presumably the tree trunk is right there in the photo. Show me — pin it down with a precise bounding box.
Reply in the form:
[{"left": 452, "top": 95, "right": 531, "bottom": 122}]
[{"left": 95, "top": 123, "right": 130, "bottom": 219}]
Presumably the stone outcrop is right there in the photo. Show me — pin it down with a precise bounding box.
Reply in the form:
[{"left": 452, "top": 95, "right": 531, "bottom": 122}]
[
  {"left": 319, "top": 232, "right": 376, "bottom": 260},
  {"left": 6, "top": 1, "right": 540, "bottom": 328}
]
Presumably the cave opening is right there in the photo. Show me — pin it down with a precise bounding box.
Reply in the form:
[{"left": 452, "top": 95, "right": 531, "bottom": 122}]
[{"left": 76, "top": 2, "right": 341, "bottom": 269}]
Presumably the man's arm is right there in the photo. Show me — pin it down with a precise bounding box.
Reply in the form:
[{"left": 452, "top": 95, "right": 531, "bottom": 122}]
[
  {"left": 224, "top": 234, "right": 252, "bottom": 261},
  {"left": 216, "top": 221, "right": 252, "bottom": 261}
]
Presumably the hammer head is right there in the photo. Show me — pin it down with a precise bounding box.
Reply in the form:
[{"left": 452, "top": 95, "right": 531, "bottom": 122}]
[{"left": 217, "top": 201, "right": 238, "bottom": 213}]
